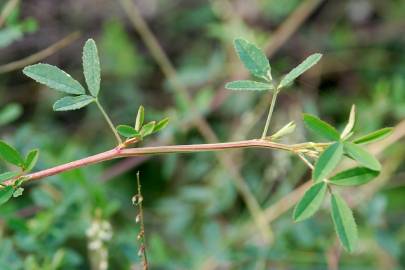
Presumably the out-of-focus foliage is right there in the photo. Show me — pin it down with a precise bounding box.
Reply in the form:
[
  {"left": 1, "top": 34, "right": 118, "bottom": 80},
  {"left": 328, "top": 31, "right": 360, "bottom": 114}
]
[{"left": 0, "top": 0, "right": 404, "bottom": 269}]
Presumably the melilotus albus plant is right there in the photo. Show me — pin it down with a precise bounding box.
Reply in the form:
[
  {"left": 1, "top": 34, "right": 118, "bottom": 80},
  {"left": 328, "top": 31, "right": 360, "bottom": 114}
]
[{"left": 0, "top": 38, "right": 393, "bottom": 253}]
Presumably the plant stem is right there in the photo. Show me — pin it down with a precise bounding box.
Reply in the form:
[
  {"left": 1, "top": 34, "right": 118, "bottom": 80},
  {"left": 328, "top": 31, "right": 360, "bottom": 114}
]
[
  {"left": 95, "top": 99, "right": 123, "bottom": 145},
  {"left": 261, "top": 89, "right": 279, "bottom": 139}
]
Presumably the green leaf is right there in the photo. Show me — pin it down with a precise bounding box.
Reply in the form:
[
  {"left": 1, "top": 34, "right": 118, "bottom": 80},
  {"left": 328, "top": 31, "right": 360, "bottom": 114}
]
[
  {"left": 0, "top": 141, "right": 24, "bottom": 167},
  {"left": 135, "top": 105, "right": 145, "bottom": 131},
  {"left": 153, "top": 118, "right": 169, "bottom": 133},
  {"left": 293, "top": 182, "right": 327, "bottom": 222},
  {"left": 343, "top": 142, "right": 381, "bottom": 171},
  {"left": 0, "top": 186, "right": 14, "bottom": 205},
  {"left": 331, "top": 193, "right": 358, "bottom": 252},
  {"left": 140, "top": 121, "right": 156, "bottom": 137},
  {"left": 225, "top": 80, "right": 273, "bottom": 91},
  {"left": 329, "top": 167, "right": 379, "bottom": 186},
  {"left": 313, "top": 142, "right": 344, "bottom": 182},
  {"left": 341, "top": 105, "right": 356, "bottom": 139},
  {"left": 278, "top": 53, "right": 322, "bottom": 88},
  {"left": 82, "top": 39, "right": 101, "bottom": 97},
  {"left": 234, "top": 38, "right": 270, "bottom": 80},
  {"left": 303, "top": 114, "right": 340, "bottom": 141},
  {"left": 0, "top": 172, "right": 20, "bottom": 183},
  {"left": 53, "top": 95, "right": 95, "bottom": 111},
  {"left": 116, "top": 125, "right": 139, "bottom": 138},
  {"left": 24, "top": 149, "right": 39, "bottom": 172},
  {"left": 353, "top": 128, "right": 393, "bottom": 145},
  {"left": 23, "top": 63, "right": 85, "bottom": 95}
]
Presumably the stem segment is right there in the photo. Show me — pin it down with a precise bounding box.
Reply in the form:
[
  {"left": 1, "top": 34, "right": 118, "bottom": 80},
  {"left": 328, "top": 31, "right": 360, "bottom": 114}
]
[
  {"left": 95, "top": 99, "right": 123, "bottom": 145},
  {"left": 261, "top": 89, "right": 279, "bottom": 139}
]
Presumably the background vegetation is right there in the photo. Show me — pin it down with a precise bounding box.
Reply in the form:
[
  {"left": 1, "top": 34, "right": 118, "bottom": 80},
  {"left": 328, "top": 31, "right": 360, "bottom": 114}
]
[{"left": 0, "top": 0, "right": 404, "bottom": 269}]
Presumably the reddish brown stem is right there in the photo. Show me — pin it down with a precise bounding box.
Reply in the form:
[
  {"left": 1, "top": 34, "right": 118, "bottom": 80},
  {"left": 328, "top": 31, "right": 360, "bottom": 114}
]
[{"left": 18, "top": 139, "right": 292, "bottom": 184}]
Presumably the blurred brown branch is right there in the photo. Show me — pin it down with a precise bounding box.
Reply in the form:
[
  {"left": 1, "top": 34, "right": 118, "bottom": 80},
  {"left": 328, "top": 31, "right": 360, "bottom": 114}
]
[{"left": 0, "top": 31, "right": 81, "bottom": 74}]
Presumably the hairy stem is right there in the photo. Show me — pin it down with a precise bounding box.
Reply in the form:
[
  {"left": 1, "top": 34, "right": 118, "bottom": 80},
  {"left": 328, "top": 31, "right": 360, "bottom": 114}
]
[
  {"left": 95, "top": 99, "right": 123, "bottom": 145},
  {"left": 261, "top": 90, "right": 280, "bottom": 139}
]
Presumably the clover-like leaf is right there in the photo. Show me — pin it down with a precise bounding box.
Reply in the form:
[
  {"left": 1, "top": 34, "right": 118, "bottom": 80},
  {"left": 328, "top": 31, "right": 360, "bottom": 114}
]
[
  {"left": 116, "top": 125, "right": 140, "bottom": 138},
  {"left": 225, "top": 80, "right": 273, "bottom": 91},
  {"left": 23, "top": 63, "right": 85, "bottom": 95},
  {"left": 313, "top": 142, "right": 343, "bottom": 182},
  {"left": 353, "top": 127, "right": 393, "bottom": 145},
  {"left": 234, "top": 38, "right": 271, "bottom": 80},
  {"left": 83, "top": 39, "right": 101, "bottom": 97},
  {"left": 53, "top": 95, "right": 95, "bottom": 111},
  {"left": 0, "top": 141, "right": 24, "bottom": 167},
  {"left": 278, "top": 53, "right": 322, "bottom": 89},
  {"left": 331, "top": 193, "right": 358, "bottom": 253},
  {"left": 329, "top": 167, "right": 379, "bottom": 186},
  {"left": 293, "top": 182, "right": 327, "bottom": 222},
  {"left": 303, "top": 114, "right": 340, "bottom": 141},
  {"left": 343, "top": 142, "right": 381, "bottom": 171},
  {"left": 0, "top": 186, "right": 14, "bottom": 205}
]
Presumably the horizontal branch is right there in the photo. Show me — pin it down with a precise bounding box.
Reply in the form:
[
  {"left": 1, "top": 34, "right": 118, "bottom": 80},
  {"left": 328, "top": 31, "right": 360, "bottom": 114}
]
[{"left": 20, "top": 139, "right": 297, "bottom": 184}]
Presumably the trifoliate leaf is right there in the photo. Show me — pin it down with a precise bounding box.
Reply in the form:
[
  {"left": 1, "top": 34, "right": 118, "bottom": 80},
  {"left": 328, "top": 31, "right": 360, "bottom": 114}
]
[
  {"left": 0, "top": 103, "right": 22, "bottom": 126},
  {"left": 0, "top": 141, "right": 24, "bottom": 167},
  {"left": 278, "top": 53, "right": 322, "bottom": 88},
  {"left": 293, "top": 182, "right": 327, "bottom": 222},
  {"left": 353, "top": 128, "right": 393, "bottom": 145},
  {"left": 83, "top": 39, "right": 101, "bottom": 97},
  {"left": 331, "top": 193, "right": 358, "bottom": 252},
  {"left": 329, "top": 167, "right": 379, "bottom": 186},
  {"left": 225, "top": 80, "right": 273, "bottom": 91},
  {"left": 313, "top": 142, "right": 343, "bottom": 182},
  {"left": 53, "top": 95, "right": 95, "bottom": 111},
  {"left": 303, "top": 114, "right": 340, "bottom": 141},
  {"left": 234, "top": 38, "right": 271, "bottom": 80},
  {"left": 23, "top": 63, "right": 85, "bottom": 94},
  {"left": 343, "top": 142, "right": 381, "bottom": 171}
]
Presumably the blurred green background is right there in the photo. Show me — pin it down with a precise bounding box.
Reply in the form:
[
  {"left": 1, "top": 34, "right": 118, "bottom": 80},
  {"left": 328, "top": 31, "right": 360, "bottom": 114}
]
[{"left": 0, "top": 0, "right": 404, "bottom": 269}]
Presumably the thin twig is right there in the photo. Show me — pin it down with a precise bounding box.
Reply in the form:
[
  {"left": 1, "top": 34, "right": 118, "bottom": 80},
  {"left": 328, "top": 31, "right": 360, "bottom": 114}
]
[
  {"left": 134, "top": 172, "right": 148, "bottom": 270},
  {"left": 1, "top": 139, "right": 320, "bottom": 186},
  {"left": 95, "top": 99, "right": 123, "bottom": 145},
  {"left": 0, "top": 31, "right": 81, "bottom": 74},
  {"left": 261, "top": 90, "right": 280, "bottom": 139}
]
